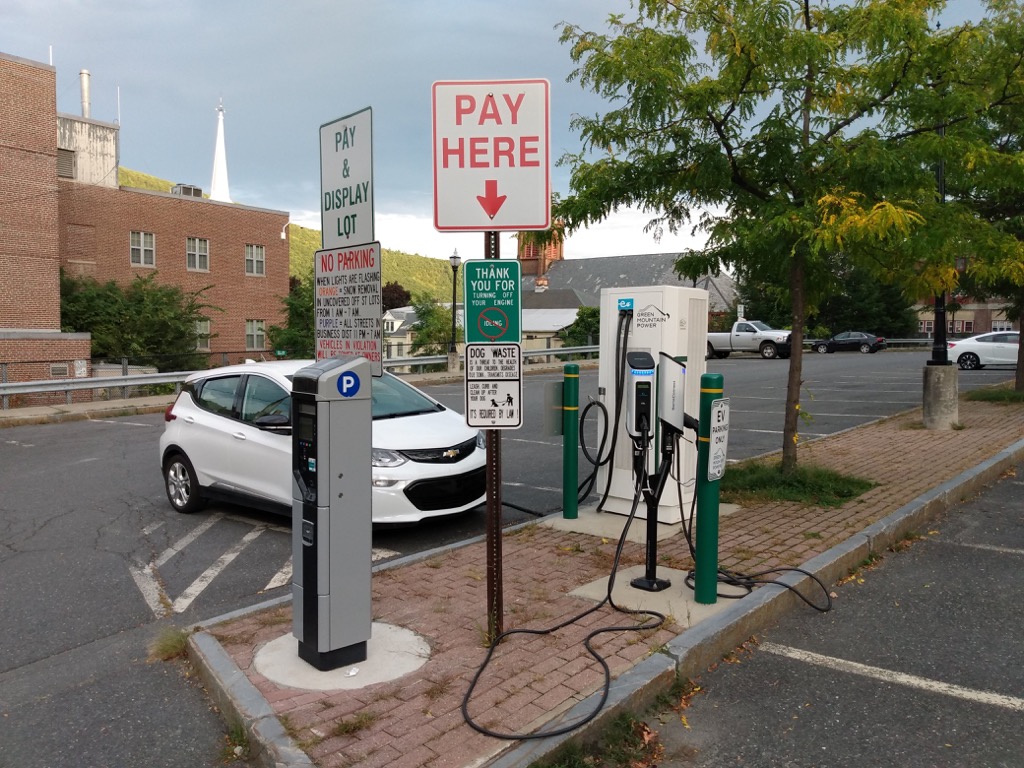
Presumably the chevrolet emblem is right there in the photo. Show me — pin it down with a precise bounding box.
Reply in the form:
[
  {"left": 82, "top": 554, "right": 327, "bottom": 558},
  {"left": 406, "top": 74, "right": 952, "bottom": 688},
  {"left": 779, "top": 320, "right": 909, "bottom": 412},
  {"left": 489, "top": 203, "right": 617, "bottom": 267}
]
[{"left": 442, "top": 448, "right": 459, "bottom": 459}]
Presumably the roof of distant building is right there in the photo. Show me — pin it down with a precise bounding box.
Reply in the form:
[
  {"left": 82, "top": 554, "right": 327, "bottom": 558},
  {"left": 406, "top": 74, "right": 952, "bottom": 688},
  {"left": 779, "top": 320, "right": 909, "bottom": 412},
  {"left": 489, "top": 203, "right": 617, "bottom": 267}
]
[{"left": 522, "top": 253, "right": 735, "bottom": 312}]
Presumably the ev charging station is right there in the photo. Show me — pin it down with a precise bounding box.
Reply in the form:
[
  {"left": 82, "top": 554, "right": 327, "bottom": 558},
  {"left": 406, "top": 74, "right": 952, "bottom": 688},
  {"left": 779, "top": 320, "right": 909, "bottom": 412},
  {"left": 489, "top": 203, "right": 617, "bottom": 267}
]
[
  {"left": 291, "top": 356, "right": 372, "bottom": 671},
  {"left": 597, "top": 285, "right": 709, "bottom": 523}
]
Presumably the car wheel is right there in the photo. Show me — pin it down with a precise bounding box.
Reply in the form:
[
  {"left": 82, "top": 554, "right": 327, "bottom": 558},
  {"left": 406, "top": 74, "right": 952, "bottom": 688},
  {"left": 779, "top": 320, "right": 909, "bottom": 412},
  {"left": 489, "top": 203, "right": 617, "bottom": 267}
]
[
  {"left": 759, "top": 342, "right": 778, "bottom": 359},
  {"left": 957, "top": 352, "right": 982, "bottom": 371},
  {"left": 859, "top": 343, "right": 872, "bottom": 353},
  {"left": 163, "top": 453, "right": 206, "bottom": 513},
  {"left": 706, "top": 342, "right": 714, "bottom": 361},
  {"left": 815, "top": 344, "right": 828, "bottom": 354}
]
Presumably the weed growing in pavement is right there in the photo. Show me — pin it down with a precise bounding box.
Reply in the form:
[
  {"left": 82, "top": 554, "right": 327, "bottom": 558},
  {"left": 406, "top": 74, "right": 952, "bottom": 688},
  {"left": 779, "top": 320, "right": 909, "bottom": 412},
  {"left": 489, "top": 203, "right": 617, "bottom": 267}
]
[
  {"left": 719, "top": 462, "right": 875, "bottom": 508},
  {"left": 423, "top": 674, "right": 455, "bottom": 701},
  {"left": 952, "top": 422, "right": 967, "bottom": 430},
  {"left": 148, "top": 625, "right": 194, "bottom": 661},
  {"left": 803, "top": 531, "right": 823, "bottom": 539},
  {"left": 528, "top": 712, "right": 663, "bottom": 768},
  {"left": 889, "top": 531, "right": 926, "bottom": 553},
  {"left": 331, "top": 711, "right": 378, "bottom": 737},
  {"left": 966, "top": 387, "right": 1024, "bottom": 404},
  {"left": 219, "top": 723, "right": 250, "bottom": 763}
]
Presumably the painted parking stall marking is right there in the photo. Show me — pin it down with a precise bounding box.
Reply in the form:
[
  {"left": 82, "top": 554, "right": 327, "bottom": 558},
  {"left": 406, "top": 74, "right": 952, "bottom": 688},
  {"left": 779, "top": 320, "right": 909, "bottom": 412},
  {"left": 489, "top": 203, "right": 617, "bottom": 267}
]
[{"left": 761, "top": 642, "right": 1024, "bottom": 711}]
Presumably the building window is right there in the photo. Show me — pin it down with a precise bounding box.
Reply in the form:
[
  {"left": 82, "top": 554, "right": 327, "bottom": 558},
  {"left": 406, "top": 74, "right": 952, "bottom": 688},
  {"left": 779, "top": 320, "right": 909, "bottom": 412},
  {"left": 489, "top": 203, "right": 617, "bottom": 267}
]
[
  {"left": 187, "top": 237, "right": 210, "bottom": 271},
  {"left": 196, "top": 319, "right": 211, "bottom": 351},
  {"left": 922, "top": 320, "right": 933, "bottom": 336},
  {"left": 245, "top": 244, "right": 265, "bottom": 276},
  {"left": 130, "top": 231, "right": 155, "bottom": 267},
  {"left": 245, "top": 320, "right": 266, "bottom": 351},
  {"left": 993, "top": 320, "right": 1014, "bottom": 332}
]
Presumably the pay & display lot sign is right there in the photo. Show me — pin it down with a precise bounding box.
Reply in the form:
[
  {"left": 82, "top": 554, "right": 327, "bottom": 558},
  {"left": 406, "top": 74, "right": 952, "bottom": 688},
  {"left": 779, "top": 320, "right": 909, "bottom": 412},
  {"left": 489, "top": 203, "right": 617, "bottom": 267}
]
[
  {"left": 314, "top": 243, "right": 383, "bottom": 377},
  {"left": 321, "top": 107, "right": 374, "bottom": 249},
  {"left": 465, "top": 343, "right": 522, "bottom": 429}
]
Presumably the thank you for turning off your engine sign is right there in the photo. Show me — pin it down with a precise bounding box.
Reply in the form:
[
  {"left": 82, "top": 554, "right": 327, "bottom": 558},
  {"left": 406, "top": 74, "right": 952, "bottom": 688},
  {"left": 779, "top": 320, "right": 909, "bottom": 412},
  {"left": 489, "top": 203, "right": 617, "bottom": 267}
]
[
  {"left": 466, "top": 343, "right": 522, "bottom": 429},
  {"left": 315, "top": 243, "right": 383, "bottom": 377}
]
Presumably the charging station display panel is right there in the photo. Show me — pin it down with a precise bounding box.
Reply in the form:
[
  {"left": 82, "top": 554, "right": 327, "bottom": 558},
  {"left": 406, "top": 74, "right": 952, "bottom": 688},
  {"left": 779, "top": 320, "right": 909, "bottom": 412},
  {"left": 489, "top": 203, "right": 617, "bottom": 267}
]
[{"left": 465, "top": 342, "right": 522, "bottom": 429}]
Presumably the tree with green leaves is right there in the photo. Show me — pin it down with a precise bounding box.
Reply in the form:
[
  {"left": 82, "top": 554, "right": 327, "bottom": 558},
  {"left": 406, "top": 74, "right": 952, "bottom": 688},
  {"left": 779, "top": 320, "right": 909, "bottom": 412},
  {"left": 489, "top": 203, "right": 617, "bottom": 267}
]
[
  {"left": 555, "top": 0, "right": 1024, "bottom": 472},
  {"left": 60, "top": 271, "right": 214, "bottom": 371},
  {"left": 410, "top": 294, "right": 459, "bottom": 356},
  {"left": 267, "top": 276, "right": 315, "bottom": 358},
  {"left": 560, "top": 306, "right": 601, "bottom": 347}
]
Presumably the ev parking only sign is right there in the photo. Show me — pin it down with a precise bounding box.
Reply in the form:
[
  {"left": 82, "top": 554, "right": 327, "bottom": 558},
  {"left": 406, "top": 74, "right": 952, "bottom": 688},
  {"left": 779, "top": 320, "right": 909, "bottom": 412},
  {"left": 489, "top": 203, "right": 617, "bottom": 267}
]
[
  {"left": 708, "top": 398, "right": 730, "bottom": 481},
  {"left": 465, "top": 343, "right": 522, "bottom": 429}
]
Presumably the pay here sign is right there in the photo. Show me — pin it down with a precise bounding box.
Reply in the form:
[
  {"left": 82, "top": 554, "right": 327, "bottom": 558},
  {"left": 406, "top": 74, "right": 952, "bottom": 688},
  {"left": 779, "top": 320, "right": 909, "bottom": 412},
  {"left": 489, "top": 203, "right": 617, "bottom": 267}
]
[{"left": 432, "top": 79, "right": 550, "bottom": 232}]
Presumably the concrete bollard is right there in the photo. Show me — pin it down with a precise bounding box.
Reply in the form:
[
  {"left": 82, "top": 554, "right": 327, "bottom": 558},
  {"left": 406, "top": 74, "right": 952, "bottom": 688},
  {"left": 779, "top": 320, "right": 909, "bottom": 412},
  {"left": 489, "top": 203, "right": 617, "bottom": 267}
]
[{"left": 923, "top": 364, "right": 959, "bottom": 429}]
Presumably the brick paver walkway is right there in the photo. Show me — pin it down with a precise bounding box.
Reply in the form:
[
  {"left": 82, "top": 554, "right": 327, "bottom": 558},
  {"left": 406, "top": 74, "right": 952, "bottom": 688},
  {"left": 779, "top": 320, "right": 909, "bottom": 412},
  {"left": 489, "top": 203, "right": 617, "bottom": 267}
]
[{"left": 209, "top": 398, "right": 1024, "bottom": 768}]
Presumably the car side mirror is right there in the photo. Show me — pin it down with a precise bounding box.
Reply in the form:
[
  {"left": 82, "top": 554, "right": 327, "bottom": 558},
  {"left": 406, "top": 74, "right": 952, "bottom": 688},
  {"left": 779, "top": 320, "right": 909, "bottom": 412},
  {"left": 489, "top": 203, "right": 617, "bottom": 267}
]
[{"left": 254, "top": 413, "right": 291, "bottom": 434}]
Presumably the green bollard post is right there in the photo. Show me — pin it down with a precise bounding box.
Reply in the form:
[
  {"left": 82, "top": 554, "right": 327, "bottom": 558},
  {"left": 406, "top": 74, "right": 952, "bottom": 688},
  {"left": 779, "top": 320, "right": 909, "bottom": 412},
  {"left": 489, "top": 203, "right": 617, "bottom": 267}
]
[
  {"left": 695, "top": 373, "right": 724, "bottom": 604},
  {"left": 562, "top": 364, "right": 579, "bottom": 519}
]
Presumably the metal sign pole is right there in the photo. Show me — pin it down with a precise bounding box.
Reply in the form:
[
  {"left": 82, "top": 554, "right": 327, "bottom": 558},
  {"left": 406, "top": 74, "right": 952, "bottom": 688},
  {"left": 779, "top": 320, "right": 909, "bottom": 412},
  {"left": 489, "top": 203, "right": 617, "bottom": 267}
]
[{"left": 483, "top": 231, "right": 503, "bottom": 642}]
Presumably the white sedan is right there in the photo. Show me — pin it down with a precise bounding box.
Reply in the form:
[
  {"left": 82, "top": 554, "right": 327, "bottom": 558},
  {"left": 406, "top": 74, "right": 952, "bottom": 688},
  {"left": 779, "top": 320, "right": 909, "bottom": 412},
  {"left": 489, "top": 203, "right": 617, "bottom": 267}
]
[
  {"left": 947, "top": 331, "right": 1020, "bottom": 370},
  {"left": 158, "top": 360, "right": 486, "bottom": 523}
]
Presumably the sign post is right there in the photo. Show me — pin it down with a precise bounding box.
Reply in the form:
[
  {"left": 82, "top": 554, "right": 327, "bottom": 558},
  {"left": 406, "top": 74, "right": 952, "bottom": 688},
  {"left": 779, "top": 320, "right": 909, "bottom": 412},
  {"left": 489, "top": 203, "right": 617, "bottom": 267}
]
[
  {"left": 433, "top": 78, "right": 548, "bottom": 643},
  {"left": 695, "top": 374, "right": 727, "bottom": 605}
]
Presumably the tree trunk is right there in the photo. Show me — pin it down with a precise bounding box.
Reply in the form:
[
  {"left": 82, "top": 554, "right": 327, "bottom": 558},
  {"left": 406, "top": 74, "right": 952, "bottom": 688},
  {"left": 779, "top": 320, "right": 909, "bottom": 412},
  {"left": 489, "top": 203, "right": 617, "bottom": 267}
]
[{"left": 781, "top": 250, "right": 806, "bottom": 474}]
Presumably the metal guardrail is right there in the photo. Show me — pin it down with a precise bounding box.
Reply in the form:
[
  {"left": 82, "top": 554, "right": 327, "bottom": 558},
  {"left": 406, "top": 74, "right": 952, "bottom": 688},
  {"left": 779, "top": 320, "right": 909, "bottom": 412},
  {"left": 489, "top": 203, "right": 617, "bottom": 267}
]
[{"left": 0, "top": 346, "right": 601, "bottom": 409}]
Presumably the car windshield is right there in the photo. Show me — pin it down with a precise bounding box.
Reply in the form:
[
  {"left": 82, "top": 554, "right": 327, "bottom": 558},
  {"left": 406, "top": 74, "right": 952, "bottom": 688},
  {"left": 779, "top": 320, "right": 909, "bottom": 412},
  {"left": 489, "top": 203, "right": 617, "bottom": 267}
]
[
  {"left": 750, "top": 321, "right": 773, "bottom": 331},
  {"left": 370, "top": 374, "right": 445, "bottom": 419},
  {"left": 282, "top": 370, "right": 444, "bottom": 420}
]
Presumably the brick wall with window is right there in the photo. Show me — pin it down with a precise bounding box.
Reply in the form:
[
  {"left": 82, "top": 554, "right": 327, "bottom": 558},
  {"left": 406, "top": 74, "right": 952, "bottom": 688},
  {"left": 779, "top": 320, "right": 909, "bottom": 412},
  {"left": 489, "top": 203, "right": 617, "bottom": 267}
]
[{"left": 57, "top": 182, "right": 289, "bottom": 356}]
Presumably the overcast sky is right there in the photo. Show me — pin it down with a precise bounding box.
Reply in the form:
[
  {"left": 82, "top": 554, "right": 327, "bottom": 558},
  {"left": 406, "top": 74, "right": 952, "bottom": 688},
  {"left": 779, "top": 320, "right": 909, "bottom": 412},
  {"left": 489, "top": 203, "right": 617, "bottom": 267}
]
[{"left": 3, "top": 0, "right": 981, "bottom": 262}]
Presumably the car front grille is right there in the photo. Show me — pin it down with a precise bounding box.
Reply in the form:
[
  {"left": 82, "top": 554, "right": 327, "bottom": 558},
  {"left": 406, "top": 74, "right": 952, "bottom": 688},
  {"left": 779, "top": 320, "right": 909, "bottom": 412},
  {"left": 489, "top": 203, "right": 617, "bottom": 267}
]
[
  {"left": 403, "top": 467, "right": 486, "bottom": 511},
  {"left": 400, "top": 437, "right": 477, "bottom": 464}
]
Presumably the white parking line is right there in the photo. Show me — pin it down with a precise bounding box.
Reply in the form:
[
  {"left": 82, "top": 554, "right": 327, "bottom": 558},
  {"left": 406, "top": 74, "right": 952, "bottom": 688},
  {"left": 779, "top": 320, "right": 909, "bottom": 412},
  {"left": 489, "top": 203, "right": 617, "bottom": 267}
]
[
  {"left": 503, "top": 480, "right": 563, "bottom": 493},
  {"left": 262, "top": 547, "right": 402, "bottom": 592},
  {"left": 155, "top": 514, "right": 223, "bottom": 567},
  {"left": 760, "top": 642, "right": 1024, "bottom": 711},
  {"left": 87, "top": 419, "right": 155, "bottom": 427},
  {"left": 172, "top": 526, "right": 266, "bottom": 613},
  {"left": 129, "top": 563, "right": 169, "bottom": 618}
]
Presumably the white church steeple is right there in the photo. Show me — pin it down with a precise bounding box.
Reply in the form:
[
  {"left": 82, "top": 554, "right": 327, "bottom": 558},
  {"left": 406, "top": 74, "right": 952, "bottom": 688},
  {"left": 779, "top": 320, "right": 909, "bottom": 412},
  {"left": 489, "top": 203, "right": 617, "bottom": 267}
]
[{"left": 210, "top": 99, "right": 231, "bottom": 203}]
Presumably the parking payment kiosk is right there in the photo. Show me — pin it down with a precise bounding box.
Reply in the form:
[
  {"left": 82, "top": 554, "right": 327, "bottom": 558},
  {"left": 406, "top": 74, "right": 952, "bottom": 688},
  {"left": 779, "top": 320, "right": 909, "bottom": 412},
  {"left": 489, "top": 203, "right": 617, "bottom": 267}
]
[{"left": 291, "top": 356, "right": 372, "bottom": 671}]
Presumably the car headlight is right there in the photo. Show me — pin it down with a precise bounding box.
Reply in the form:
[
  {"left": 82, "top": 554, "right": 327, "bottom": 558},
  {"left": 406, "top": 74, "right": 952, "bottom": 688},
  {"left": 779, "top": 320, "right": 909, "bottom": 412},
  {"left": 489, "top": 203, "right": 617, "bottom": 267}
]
[
  {"left": 372, "top": 448, "right": 407, "bottom": 468},
  {"left": 476, "top": 430, "right": 486, "bottom": 450}
]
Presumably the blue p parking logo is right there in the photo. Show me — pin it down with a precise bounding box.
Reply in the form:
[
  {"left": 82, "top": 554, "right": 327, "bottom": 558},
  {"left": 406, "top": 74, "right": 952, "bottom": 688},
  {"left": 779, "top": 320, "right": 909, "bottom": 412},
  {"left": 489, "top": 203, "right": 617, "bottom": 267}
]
[{"left": 338, "top": 371, "right": 361, "bottom": 398}]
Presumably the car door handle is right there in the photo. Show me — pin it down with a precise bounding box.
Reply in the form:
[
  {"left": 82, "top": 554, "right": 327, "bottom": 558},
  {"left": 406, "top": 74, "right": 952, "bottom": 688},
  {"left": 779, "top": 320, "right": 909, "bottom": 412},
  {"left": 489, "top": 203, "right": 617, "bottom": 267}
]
[
  {"left": 183, "top": 415, "right": 195, "bottom": 424},
  {"left": 232, "top": 432, "right": 247, "bottom": 441}
]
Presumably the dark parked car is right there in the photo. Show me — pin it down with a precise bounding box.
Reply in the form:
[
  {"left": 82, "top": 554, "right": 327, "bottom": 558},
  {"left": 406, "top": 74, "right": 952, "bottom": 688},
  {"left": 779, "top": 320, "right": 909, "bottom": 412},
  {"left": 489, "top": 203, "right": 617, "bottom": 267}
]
[{"left": 812, "top": 331, "right": 887, "bottom": 354}]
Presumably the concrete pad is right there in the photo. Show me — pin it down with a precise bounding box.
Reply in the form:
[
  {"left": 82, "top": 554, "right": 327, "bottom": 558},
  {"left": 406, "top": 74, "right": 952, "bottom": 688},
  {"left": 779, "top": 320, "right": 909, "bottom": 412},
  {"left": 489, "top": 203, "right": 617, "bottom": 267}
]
[
  {"left": 253, "top": 622, "right": 429, "bottom": 691},
  {"left": 540, "top": 503, "right": 739, "bottom": 544},
  {"left": 569, "top": 565, "right": 748, "bottom": 628}
]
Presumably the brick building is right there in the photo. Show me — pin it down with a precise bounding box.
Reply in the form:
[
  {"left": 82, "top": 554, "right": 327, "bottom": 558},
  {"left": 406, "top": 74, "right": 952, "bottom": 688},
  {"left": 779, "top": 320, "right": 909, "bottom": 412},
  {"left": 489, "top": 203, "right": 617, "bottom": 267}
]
[{"left": 1, "top": 50, "right": 289, "bottom": 398}]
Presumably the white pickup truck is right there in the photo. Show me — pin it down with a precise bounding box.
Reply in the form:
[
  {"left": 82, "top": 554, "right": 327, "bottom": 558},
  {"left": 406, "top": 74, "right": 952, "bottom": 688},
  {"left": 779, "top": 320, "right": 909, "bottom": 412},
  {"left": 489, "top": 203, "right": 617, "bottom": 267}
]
[{"left": 706, "top": 320, "right": 792, "bottom": 360}]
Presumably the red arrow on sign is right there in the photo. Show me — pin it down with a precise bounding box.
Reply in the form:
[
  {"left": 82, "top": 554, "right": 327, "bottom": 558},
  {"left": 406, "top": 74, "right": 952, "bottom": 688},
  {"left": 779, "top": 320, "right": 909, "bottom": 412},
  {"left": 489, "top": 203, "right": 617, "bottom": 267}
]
[{"left": 477, "top": 180, "right": 507, "bottom": 219}]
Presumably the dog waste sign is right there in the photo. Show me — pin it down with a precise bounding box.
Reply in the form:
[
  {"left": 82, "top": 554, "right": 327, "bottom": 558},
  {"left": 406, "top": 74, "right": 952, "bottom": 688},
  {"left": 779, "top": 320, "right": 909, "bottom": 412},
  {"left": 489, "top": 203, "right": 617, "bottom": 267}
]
[
  {"left": 465, "top": 343, "right": 522, "bottom": 429},
  {"left": 463, "top": 260, "right": 521, "bottom": 343}
]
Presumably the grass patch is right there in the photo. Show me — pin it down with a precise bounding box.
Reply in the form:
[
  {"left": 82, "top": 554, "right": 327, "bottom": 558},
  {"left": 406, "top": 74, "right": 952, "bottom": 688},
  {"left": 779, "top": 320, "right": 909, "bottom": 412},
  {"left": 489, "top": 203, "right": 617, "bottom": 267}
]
[
  {"left": 966, "top": 387, "right": 1024, "bottom": 404},
  {"left": 529, "top": 712, "right": 662, "bottom": 768},
  {"left": 148, "top": 626, "right": 194, "bottom": 661},
  {"left": 219, "top": 723, "right": 250, "bottom": 763},
  {"left": 331, "top": 711, "right": 378, "bottom": 737},
  {"left": 720, "top": 463, "right": 875, "bottom": 508}
]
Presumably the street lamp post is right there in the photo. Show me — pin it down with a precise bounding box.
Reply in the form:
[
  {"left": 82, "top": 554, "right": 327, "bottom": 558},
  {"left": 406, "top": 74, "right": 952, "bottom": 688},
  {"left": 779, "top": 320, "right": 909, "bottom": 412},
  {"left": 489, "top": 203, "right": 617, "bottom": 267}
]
[{"left": 449, "top": 249, "right": 461, "bottom": 357}]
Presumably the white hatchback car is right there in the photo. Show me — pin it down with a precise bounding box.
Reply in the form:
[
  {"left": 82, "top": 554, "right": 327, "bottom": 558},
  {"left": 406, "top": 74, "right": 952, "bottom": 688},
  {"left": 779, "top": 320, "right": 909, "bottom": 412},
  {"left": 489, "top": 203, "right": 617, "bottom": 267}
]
[
  {"left": 947, "top": 331, "right": 1020, "bottom": 370},
  {"left": 158, "top": 360, "right": 486, "bottom": 523}
]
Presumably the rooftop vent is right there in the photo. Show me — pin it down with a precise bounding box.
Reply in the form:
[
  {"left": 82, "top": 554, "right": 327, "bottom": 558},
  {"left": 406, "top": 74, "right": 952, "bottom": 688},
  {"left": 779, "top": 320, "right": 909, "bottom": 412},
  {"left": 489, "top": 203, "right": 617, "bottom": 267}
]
[{"left": 171, "top": 184, "right": 203, "bottom": 198}]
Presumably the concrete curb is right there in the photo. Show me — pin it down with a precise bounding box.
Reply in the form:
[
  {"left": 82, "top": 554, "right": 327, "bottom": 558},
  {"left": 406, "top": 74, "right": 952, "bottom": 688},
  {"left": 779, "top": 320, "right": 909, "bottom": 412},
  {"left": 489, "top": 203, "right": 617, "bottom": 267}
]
[{"left": 485, "top": 436, "right": 1024, "bottom": 768}]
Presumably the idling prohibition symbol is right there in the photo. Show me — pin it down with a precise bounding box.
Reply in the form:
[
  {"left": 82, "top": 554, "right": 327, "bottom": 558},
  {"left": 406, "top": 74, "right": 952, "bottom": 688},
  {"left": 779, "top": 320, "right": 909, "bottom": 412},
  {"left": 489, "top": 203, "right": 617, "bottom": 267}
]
[{"left": 478, "top": 307, "right": 509, "bottom": 340}]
